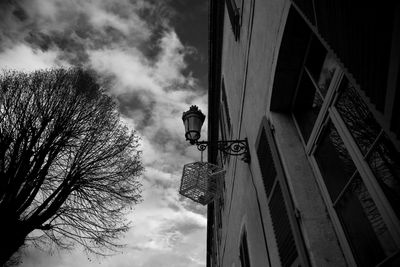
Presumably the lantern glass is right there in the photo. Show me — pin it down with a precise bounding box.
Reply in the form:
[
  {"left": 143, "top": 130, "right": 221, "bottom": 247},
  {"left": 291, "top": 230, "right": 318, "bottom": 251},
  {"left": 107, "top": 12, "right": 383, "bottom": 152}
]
[{"left": 182, "top": 106, "right": 205, "bottom": 143}]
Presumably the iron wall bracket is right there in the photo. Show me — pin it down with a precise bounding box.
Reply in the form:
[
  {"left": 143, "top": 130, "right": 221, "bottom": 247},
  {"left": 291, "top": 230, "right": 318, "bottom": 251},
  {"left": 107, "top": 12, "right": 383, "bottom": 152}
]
[{"left": 194, "top": 138, "right": 250, "bottom": 163}]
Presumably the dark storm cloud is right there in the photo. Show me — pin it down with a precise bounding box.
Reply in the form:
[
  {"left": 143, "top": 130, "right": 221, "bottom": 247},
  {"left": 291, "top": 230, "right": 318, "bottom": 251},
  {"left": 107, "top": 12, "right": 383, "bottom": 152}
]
[
  {"left": 0, "top": 1, "right": 23, "bottom": 48},
  {"left": 11, "top": 3, "right": 28, "bottom": 21},
  {"left": 136, "top": 1, "right": 176, "bottom": 28},
  {"left": 32, "top": 31, "right": 91, "bottom": 65},
  {"left": 151, "top": 127, "right": 184, "bottom": 151},
  {"left": 135, "top": 1, "right": 176, "bottom": 62},
  {"left": 24, "top": 32, "right": 52, "bottom": 51},
  {"left": 0, "top": 0, "right": 163, "bottom": 66},
  {"left": 167, "top": 0, "right": 208, "bottom": 88},
  {"left": 135, "top": 0, "right": 208, "bottom": 88},
  {"left": 117, "top": 91, "right": 156, "bottom": 130},
  {"left": 139, "top": 27, "right": 166, "bottom": 62},
  {"left": 0, "top": 2, "right": 85, "bottom": 63},
  {"left": 0, "top": 0, "right": 207, "bottom": 90},
  {"left": 0, "top": 0, "right": 201, "bottom": 116}
]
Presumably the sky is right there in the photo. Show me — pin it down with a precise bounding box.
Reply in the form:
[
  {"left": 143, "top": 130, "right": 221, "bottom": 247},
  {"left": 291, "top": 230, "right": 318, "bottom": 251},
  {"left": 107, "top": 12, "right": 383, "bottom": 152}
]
[{"left": 0, "top": 0, "right": 209, "bottom": 266}]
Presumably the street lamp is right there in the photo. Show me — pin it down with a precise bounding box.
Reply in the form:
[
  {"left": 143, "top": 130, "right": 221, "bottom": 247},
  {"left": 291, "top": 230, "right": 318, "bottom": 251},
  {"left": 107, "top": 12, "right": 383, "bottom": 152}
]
[
  {"left": 182, "top": 105, "right": 250, "bottom": 163},
  {"left": 182, "top": 105, "right": 206, "bottom": 145}
]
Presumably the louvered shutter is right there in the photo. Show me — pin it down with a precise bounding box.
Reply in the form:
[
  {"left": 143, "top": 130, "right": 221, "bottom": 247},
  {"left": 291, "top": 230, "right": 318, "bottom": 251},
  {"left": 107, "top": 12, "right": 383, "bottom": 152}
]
[
  {"left": 256, "top": 119, "right": 309, "bottom": 267},
  {"left": 269, "top": 184, "right": 299, "bottom": 267},
  {"left": 257, "top": 128, "right": 277, "bottom": 196}
]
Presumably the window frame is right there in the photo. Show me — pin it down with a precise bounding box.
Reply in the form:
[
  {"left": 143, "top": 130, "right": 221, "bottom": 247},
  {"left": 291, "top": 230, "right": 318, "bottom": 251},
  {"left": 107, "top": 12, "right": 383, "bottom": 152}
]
[
  {"left": 225, "top": 0, "right": 241, "bottom": 41},
  {"left": 290, "top": 34, "right": 400, "bottom": 266}
]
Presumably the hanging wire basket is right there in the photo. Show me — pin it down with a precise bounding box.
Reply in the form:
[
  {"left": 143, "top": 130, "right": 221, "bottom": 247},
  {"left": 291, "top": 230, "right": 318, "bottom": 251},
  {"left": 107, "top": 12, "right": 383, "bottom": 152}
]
[{"left": 179, "top": 162, "right": 226, "bottom": 205}]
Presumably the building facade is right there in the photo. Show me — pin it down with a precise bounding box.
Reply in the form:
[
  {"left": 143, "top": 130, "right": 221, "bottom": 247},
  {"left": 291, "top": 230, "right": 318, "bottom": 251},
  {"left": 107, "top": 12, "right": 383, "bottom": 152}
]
[{"left": 206, "top": 0, "right": 400, "bottom": 266}]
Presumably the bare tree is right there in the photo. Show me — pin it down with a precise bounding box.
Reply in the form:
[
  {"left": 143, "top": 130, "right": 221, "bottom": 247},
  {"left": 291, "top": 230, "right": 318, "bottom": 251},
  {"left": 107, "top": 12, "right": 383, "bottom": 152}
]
[{"left": 0, "top": 68, "right": 143, "bottom": 265}]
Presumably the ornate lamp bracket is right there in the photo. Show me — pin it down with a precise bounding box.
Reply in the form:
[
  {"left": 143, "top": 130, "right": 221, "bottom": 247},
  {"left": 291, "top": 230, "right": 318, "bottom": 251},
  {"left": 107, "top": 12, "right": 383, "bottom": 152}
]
[
  {"left": 194, "top": 138, "right": 250, "bottom": 163},
  {"left": 182, "top": 106, "right": 250, "bottom": 163}
]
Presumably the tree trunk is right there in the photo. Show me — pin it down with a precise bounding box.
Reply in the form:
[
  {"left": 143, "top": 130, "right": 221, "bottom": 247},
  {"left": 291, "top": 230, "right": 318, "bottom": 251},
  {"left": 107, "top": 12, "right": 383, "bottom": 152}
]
[{"left": 0, "top": 220, "right": 30, "bottom": 266}]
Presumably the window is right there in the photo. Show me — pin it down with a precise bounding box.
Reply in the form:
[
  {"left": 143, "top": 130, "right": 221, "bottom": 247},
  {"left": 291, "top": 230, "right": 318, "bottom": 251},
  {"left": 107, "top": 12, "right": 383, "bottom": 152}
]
[
  {"left": 291, "top": 32, "right": 400, "bottom": 266},
  {"left": 225, "top": 0, "right": 240, "bottom": 40},
  {"left": 314, "top": 123, "right": 398, "bottom": 265},
  {"left": 239, "top": 231, "right": 250, "bottom": 267},
  {"left": 293, "top": 36, "right": 338, "bottom": 144}
]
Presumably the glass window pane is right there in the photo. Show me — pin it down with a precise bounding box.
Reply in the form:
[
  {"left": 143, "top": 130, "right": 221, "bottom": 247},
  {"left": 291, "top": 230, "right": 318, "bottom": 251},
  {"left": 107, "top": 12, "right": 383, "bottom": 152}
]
[
  {"left": 385, "top": 254, "right": 400, "bottom": 267},
  {"left": 335, "top": 77, "right": 381, "bottom": 155},
  {"left": 317, "top": 54, "right": 338, "bottom": 96},
  {"left": 293, "top": 72, "right": 323, "bottom": 143},
  {"left": 335, "top": 175, "right": 398, "bottom": 266},
  {"left": 367, "top": 134, "right": 400, "bottom": 220},
  {"left": 314, "top": 122, "right": 356, "bottom": 201},
  {"left": 305, "top": 36, "right": 327, "bottom": 82}
]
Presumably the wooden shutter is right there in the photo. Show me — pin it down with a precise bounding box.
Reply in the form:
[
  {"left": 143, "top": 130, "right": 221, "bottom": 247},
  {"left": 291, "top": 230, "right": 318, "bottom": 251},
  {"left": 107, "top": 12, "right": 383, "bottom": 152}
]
[
  {"left": 269, "top": 183, "right": 299, "bottom": 267},
  {"left": 257, "top": 128, "right": 277, "bottom": 197},
  {"left": 256, "top": 118, "right": 309, "bottom": 267}
]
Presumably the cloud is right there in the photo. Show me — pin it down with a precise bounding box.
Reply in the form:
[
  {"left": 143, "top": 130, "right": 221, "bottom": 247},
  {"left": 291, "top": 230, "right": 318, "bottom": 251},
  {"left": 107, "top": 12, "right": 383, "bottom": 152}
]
[
  {"left": 154, "top": 31, "right": 195, "bottom": 87},
  {"left": 141, "top": 252, "right": 204, "bottom": 267},
  {"left": 0, "top": 44, "right": 66, "bottom": 71},
  {"left": 128, "top": 199, "right": 206, "bottom": 253}
]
